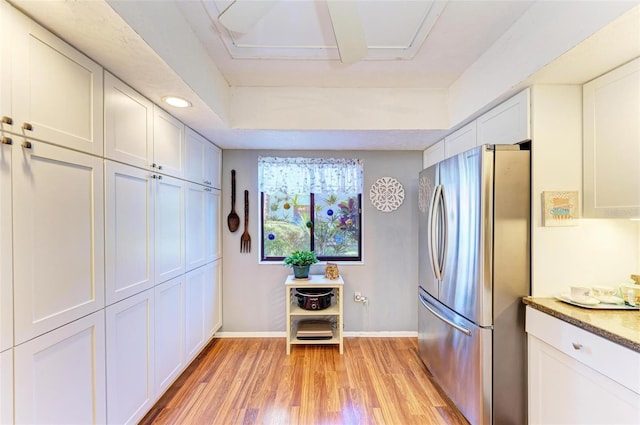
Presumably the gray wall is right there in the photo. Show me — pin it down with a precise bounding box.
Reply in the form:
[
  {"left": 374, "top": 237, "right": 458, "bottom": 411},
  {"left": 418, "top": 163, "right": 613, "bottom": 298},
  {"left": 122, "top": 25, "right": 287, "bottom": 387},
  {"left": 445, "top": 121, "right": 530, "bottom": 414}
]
[{"left": 221, "top": 150, "right": 423, "bottom": 333}]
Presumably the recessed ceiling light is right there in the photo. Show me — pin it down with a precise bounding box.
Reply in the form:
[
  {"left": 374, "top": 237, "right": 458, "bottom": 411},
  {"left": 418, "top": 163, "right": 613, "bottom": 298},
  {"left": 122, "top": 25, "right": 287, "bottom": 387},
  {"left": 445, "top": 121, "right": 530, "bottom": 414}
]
[{"left": 162, "top": 96, "right": 191, "bottom": 108}]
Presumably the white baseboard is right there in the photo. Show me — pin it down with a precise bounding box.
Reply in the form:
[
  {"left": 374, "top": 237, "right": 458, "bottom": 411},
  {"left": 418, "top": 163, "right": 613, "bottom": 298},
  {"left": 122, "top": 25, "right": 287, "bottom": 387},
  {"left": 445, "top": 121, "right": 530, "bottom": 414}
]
[{"left": 215, "top": 331, "right": 417, "bottom": 338}]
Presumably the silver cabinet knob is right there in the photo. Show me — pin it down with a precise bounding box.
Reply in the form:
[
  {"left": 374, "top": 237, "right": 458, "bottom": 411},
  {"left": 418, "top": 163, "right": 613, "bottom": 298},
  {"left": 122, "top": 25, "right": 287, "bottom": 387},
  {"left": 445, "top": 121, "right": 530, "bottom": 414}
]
[
  {"left": 22, "top": 141, "right": 32, "bottom": 149},
  {"left": 1, "top": 137, "right": 12, "bottom": 145},
  {"left": 572, "top": 342, "right": 583, "bottom": 350},
  {"left": 157, "top": 175, "right": 163, "bottom": 180},
  {"left": 22, "top": 123, "right": 33, "bottom": 131},
  {"left": 1, "top": 116, "right": 12, "bottom": 125},
  {"left": 157, "top": 165, "right": 163, "bottom": 170}
]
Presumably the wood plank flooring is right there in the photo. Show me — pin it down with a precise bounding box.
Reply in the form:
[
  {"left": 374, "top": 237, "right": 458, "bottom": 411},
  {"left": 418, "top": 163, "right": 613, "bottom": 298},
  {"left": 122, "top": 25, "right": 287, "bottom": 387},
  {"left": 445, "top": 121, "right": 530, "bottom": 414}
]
[{"left": 140, "top": 338, "right": 470, "bottom": 425}]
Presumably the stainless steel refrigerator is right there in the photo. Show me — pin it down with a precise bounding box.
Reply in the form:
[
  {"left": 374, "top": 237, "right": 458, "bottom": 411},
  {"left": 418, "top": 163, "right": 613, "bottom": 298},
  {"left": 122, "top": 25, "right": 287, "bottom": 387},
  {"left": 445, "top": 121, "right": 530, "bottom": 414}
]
[{"left": 417, "top": 144, "right": 530, "bottom": 425}]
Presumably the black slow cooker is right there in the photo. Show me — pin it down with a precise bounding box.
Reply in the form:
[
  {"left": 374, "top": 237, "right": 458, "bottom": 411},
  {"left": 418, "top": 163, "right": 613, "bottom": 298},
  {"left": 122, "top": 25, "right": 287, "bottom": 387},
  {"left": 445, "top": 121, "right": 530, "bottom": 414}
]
[{"left": 295, "top": 288, "right": 334, "bottom": 310}]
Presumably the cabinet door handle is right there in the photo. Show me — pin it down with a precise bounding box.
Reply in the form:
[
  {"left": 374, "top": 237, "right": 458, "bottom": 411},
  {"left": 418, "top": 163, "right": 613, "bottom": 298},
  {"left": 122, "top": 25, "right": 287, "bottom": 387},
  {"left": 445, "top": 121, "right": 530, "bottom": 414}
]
[
  {"left": 22, "top": 123, "right": 33, "bottom": 131},
  {"left": 1, "top": 116, "right": 12, "bottom": 125},
  {"left": 1, "top": 137, "right": 12, "bottom": 145},
  {"left": 157, "top": 165, "right": 163, "bottom": 170},
  {"left": 157, "top": 175, "right": 163, "bottom": 180},
  {"left": 152, "top": 163, "right": 157, "bottom": 168},
  {"left": 572, "top": 342, "right": 583, "bottom": 350},
  {"left": 22, "top": 141, "right": 32, "bottom": 149}
]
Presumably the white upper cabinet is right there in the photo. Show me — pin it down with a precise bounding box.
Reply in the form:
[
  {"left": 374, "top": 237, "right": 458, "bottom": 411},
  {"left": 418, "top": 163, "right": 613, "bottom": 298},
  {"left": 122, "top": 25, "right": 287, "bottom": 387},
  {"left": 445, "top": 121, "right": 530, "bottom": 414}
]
[
  {"left": 444, "top": 121, "right": 477, "bottom": 158},
  {"left": 104, "top": 72, "right": 153, "bottom": 169},
  {"left": 204, "top": 260, "right": 222, "bottom": 338},
  {"left": 477, "top": 88, "right": 530, "bottom": 145},
  {"left": 153, "top": 106, "right": 185, "bottom": 179},
  {"left": 14, "top": 311, "right": 106, "bottom": 425},
  {"left": 423, "top": 140, "right": 445, "bottom": 169},
  {"left": 583, "top": 58, "right": 640, "bottom": 218},
  {"left": 105, "top": 160, "right": 155, "bottom": 305},
  {"left": 12, "top": 141, "right": 105, "bottom": 344},
  {"left": 0, "top": 133, "right": 11, "bottom": 352},
  {"left": 0, "top": 1, "right": 12, "bottom": 134},
  {"left": 185, "top": 127, "right": 221, "bottom": 188},
  {"left": 8, "top": 6, "right": 103, "bottom": 156}
]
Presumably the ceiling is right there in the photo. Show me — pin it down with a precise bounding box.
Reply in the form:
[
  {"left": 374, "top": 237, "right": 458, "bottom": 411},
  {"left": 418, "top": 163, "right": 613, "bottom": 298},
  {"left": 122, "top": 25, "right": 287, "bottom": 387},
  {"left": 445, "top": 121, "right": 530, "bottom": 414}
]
[{"left": 7, "top": 0, "right": 640, "bottom": 150}]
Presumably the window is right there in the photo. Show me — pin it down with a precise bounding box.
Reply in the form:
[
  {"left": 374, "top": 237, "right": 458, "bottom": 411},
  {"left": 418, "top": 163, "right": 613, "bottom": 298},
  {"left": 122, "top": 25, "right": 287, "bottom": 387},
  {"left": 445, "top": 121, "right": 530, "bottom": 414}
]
[{"left": 259, "top": 156, "right": 363, "bottom": 262}]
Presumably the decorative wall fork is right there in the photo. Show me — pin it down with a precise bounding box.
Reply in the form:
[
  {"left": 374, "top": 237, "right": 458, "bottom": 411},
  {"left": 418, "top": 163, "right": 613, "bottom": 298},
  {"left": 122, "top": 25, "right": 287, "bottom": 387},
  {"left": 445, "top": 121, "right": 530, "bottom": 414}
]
[{"left": 241, "top": 190, "right": 251, "bottom": 253}]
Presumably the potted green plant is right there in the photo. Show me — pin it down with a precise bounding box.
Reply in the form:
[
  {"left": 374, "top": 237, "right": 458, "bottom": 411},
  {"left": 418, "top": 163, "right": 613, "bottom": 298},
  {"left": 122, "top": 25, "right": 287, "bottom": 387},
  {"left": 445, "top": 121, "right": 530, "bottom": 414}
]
[{"left": 284, "top": 250, "right": 318, "bottom": 279}]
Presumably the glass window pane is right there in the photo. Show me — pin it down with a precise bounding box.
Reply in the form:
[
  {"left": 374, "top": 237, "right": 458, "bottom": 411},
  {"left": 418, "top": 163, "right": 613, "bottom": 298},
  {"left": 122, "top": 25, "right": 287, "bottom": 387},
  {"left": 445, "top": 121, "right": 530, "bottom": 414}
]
[
  {"left": 262, "top": 192, "right": 311, "bottom": 258},
  {"left": 313, "top": 192, "right": 360, "bottom": 258}
]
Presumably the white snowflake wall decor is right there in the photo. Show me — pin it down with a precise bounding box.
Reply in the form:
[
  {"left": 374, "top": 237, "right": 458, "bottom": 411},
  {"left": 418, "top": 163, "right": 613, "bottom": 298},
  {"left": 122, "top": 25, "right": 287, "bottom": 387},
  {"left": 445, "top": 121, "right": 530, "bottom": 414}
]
[{"left": 369, "top": 177, "right": 405, "bottom": 212}]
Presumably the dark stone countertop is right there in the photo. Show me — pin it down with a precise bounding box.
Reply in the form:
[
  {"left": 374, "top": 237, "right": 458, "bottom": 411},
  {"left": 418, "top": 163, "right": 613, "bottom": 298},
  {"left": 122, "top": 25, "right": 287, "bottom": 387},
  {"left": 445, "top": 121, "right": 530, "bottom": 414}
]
[{"left": 523, "top": 297, "right": 640, "bottom": 353}]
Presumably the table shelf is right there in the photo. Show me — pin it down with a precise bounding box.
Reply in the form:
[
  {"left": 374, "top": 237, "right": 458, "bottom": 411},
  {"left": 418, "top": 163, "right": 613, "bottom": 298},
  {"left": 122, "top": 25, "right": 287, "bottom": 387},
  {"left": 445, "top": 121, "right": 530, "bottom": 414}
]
[{"left": 285, "top": 274, "right": 343, "bottom": 354}]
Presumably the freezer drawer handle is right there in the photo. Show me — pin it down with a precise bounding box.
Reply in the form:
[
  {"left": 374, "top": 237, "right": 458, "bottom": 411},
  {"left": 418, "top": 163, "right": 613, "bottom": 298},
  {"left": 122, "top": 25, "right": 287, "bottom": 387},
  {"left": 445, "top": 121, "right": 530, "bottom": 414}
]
[{"left": 419, "top": 293, "right": 472, "bottom": 336}]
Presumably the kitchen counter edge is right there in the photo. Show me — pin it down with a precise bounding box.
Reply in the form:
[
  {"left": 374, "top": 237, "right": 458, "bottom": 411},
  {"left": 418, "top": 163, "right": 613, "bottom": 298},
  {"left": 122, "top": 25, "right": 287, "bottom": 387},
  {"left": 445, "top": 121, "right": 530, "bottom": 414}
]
[{"left": 523, "top": 297, "right": 640, "bottom": 353}]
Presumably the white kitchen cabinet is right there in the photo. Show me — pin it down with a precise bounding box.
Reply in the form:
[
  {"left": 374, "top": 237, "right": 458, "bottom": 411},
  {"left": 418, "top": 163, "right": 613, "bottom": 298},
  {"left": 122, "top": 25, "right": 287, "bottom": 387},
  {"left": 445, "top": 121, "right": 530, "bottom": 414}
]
[
  {"left": 0, "top": 349, "right": 12, "bottom": 425},
  {"left": 105, "top": 160, "right": 155, "bottom": 305},
  {"left": 104, "top": 72, "right": 153, "bottom": 169},
  {"left": 153, "top": 106, "right": 185, "bottom": 179},
  {"left": 205, "top": 188, "right": 221, "bottom": 262},
  {"left": 106, "top": 288, "right": 155, "bottom": 425},
  {"left": 12, "top": 140, "right": 105, "bottom": 345},
  {"left": 186, "top": 182, "right": 208, "bottom": 272},
  {"left": 204, "top": 260, "right": 222, "bottom": 338},
  {"left": 185, "top": 265, "right": 207, "bottom": 361},
  {"left": 14, "top": 311, "right": 107, "bottom": 424},
  {"left": 0, "top": 135, "right": 11, "bottom": 352},
  {"left": 0, "top": 1, "right": 12, "bottom": 135},
  {"left": 8, "top": 5, "right": 103, "bottom": 156},
  {"left": 444, "top": 121, "right": 477, "bottom": 158},
  {"left": 477, "top": 88, "right": 530, "bottom": 145},
  {"left": 154, "top": 275, "right": 185, "bottom": 396},
  {"left": 155, "top": 174, "right": 185, "bottom": 284},
  {"left": 185, "top": 127, "right": 221, "bottom": 188},
  {"left": 423, "top": 140, "right": 445, "bottom": 168},
  {"left": 583, "top": 57, "right": 640, "bottom": 218},
  {"left": 526, "top": 307, "right": 640, "bottom": 425}
]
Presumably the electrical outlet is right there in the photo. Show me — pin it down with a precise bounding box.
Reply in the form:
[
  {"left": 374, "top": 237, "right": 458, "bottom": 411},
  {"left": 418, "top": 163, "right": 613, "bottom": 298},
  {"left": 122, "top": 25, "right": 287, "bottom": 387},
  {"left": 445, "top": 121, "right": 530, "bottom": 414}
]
[{"left": 354, "top": 291, "right": 362, "bottom": 302}]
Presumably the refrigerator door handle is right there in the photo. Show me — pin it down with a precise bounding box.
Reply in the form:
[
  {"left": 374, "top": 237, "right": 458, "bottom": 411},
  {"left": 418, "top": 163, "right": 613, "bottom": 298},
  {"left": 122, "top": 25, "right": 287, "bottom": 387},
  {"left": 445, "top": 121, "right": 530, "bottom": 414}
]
[
  {"left": 438, "top": 186, "right": 448, "bottom": 280},
  {"left": 419, "top": 293, "right": 472, "bottom": 336},
  {"left": 429, "top": 184, "right": 443, "bottom": 281}
]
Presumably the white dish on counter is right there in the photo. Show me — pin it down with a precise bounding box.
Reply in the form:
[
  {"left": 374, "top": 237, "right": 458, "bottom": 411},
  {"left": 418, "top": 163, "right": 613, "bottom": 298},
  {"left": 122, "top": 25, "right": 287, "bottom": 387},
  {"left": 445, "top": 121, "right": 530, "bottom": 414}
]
[
  {"left": 594, "top": 295, "right": 624, "bottom": 305},
  {"left": 555, "top": 294, "right": 639, "bottom": 310},
  {"left": 558, "top": 293, "right": 600, "bottom": 305}
]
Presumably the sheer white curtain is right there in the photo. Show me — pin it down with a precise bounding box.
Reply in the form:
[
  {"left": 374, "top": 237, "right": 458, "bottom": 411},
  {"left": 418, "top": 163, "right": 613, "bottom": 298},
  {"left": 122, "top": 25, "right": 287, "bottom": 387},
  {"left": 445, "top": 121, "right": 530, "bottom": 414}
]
[{"left": 258, "top": 157, "right": 363, "bottom": 193}]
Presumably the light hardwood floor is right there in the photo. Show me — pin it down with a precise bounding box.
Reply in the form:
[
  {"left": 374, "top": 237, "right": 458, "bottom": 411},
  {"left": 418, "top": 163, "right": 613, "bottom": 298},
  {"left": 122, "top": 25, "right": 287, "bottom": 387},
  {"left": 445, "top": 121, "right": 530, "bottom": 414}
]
[{"left": 140, "top": 337, "right": 469, "bottom": 425}]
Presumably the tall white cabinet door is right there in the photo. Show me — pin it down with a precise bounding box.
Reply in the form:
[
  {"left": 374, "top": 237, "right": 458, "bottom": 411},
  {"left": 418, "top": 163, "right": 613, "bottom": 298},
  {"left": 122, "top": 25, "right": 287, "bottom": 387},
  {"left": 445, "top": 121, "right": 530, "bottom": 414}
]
[
  {"left": 104, "top": 72, "right": 153, "bottom": 169},
  {"left": 477, "top": 88, "right": 530, "bottom": 145},
  {"left": 205, "top": 188, "right": 221, "bottom": 262},
  {"left": 185, "top": 266, "right": 206, "bottom": 362},
  {"left": 155, "top": 174, "right": 185, "bottom": 284},
  {"left": 0, "top": 349, "right": 13, "bottom": 425},
  {"left": 154, "top": 276, "right": 185, "bottom": 395},
  {"left": 106, "top": 289, "right": 155, "bottom": 425},
  {"left": 204, "top": 260, "right": 222, "bottom": 338},
  {"left": 14, "top": 311, "right": 106, "bottom": 424},
  {"left": 12, "top": 141, "right": 105, "bottom": 344},
  {"left": 153, "top": 106, "right": 185, "bottom": 179},
  {"left": 0, "top": 140, "right": 11, "bottom": 352},
  {"left": 10, "top": 9, "right": 103, "bottom": 156},
  {"left": 105, "top": 161, "right": 155, "bottom": 305},
  {"left": 186, "top": 182, "right": 207, "bottom": 272}
]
